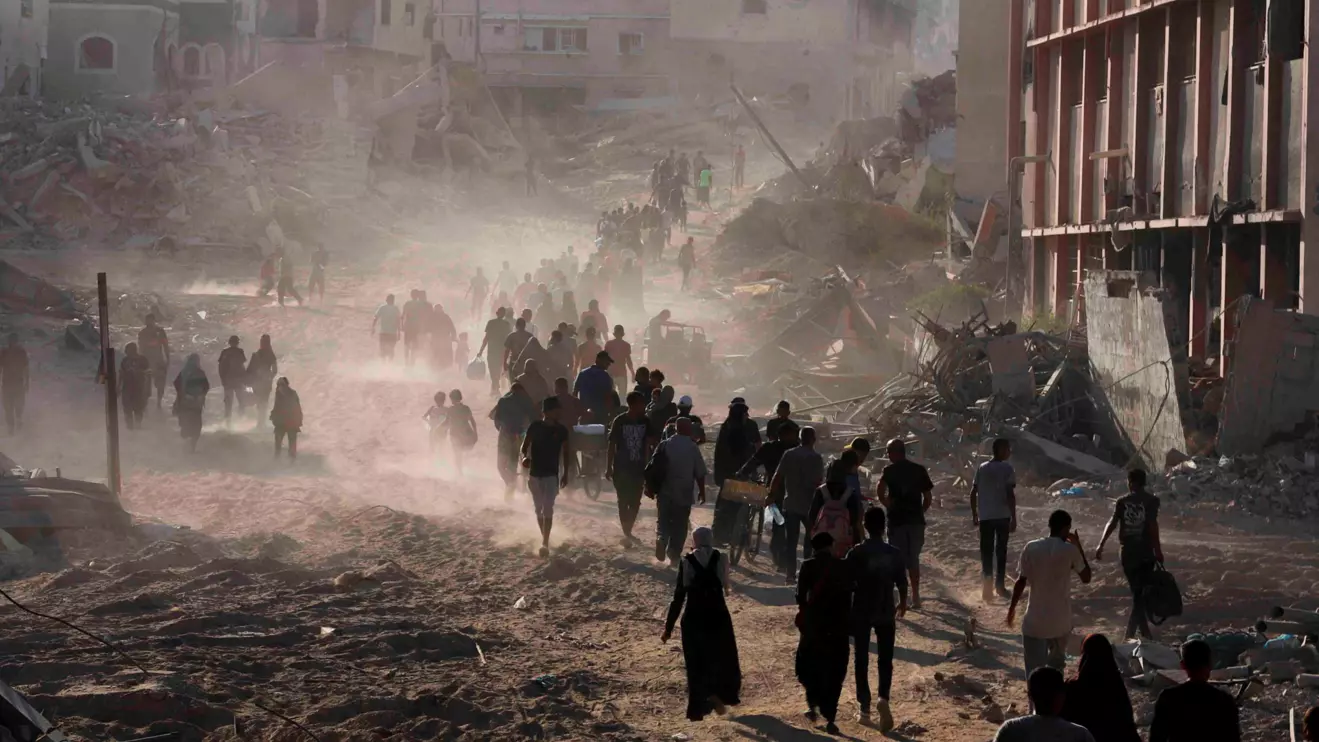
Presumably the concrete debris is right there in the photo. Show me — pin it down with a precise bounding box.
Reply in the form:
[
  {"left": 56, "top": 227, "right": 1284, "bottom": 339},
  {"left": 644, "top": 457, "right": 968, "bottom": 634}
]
[{"left": 1157, "top": 443, "right": 1319, "bottom": 517}]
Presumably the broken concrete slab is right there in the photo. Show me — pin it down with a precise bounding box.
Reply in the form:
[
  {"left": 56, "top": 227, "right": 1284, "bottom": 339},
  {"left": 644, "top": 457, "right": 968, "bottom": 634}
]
[
  {"left": 0, "top": 261, "right": 79, "bottom": 317},
  {"left": 0, "top": 197, "right": 33, "bottom": 233},
  {"left": 10, "top": 157, "right": 51, "bottom": 182},
  {"left": 1009, "top": 428, "right": 1124, "bottom": 479},
  {"left": 1218, "top": 297, "right": 1319, "bottom": 456},
  {"left": 1084, "top": 271, "right": 1190, "bottom": 473},
  {"left": 28, "top": 172, "right": 60, "bottom": 211}
]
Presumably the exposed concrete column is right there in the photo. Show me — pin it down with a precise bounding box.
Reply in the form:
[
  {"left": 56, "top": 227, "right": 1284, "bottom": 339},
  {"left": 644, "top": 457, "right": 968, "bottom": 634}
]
[
  {"left": 1220, "top": 233, "right": 1251, "bottom": 377},
  {"left": 1260, "top": 224, "right": 1289, "bottom": 305},
  {"left": 1189, "top": 229, "right": 1210, "bottom": 358},
  {"left": 1052, "top": 235, "right": 1071, "bottom": 316}
]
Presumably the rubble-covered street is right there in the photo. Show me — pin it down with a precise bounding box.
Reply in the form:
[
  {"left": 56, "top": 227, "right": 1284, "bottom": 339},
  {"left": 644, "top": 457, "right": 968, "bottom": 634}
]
[{"left": 3, "top": 0, "right": 1319, "bottom": 738}]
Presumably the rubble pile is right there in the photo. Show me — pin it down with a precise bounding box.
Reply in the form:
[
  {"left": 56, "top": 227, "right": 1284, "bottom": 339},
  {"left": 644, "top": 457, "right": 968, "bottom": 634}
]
[
  {"left": 753, "top": 71, "right": 957, "bottom": 212},
  {"left": 0, "top": 93, "right": 456, "bottom": 257},
  {"left": 1160, "top": 444, "right": 1319, "bottom": 518},
  {"left": 709, "top": 196, "right": 944, "bottom": 278}
]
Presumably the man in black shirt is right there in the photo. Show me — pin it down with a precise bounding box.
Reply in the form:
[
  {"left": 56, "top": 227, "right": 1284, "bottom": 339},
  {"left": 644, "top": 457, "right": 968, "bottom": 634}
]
[
  {"left": 521, "top": 397, "right": 572, "bottom": 558},
  {"left": 765, "top": 400, "right": 796, "bottom": 441},
  {"left": 736, "top": 421, "right": 798, "bottom": 484},
  {"left": 607, "top": 391, "right": 653, "bottom": 544},
  {"left": 217, "top": 335, "right": 248, "bottom": 422},
  {"left": 1149, "top": 640, "right": 1240, "bottom": 742},
  {"left": 846, "top": 507, "right": 907, "bottom": 732},
  {"left": 876, "top": 438, "right": 933, "bottom": 610},
  {"left": 1096, "top": 468, "right": 1164, "bottom": 639}
]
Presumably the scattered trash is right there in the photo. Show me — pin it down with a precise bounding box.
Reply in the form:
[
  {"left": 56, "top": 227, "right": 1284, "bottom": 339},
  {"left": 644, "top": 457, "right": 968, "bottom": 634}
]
[{"left": 514, "top": 596, "right": 528, "bottom": 610}]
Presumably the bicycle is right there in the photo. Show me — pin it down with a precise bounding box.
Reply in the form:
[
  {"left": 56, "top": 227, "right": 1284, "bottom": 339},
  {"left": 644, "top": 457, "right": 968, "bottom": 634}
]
[
  {"left": 572, "top": 428, "right": 608, "bottom": 501},
  {"left": 720, "top": 479, "right": 768, "bottom": 567}
]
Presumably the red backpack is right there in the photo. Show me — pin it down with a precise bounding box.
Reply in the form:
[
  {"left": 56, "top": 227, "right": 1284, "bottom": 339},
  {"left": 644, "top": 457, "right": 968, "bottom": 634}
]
[{"left": 813, "top": 491, "right": 853, "bottom": 558}]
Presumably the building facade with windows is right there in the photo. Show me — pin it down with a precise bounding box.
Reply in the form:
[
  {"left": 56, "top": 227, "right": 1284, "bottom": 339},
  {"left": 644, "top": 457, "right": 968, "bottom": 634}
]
[
  {"left": 44, "top": 0, "right": 179, "bottom": 98},
  {"left": 667, "top": 0, "right": 915, "bottom": 121},
  {"left": 1007, "top": 0, "right": 1318, "bottom": 373},
  {"left": 433, "top": 0, "right": 673, "bottom": 112},
  {"left": 1, "top": 0, "right": 50, "bottom": 96}
]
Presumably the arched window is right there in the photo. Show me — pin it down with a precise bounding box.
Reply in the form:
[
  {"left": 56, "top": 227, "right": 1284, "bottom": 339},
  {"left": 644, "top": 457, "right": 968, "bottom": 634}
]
[
  {"left": 183, "top": 46, "right": 201, "bottom": 76},
  {"left": 77, "top": 35, "right": 115, "bottom": 71}
]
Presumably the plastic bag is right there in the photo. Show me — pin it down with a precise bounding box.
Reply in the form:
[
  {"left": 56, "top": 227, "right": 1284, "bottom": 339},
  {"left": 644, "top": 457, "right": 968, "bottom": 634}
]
[
  {"left": 466, "top": 357, "right": 487, "bottom": 381},
  {"left": 764, "top": 503, "right": 785, "bottom": 527}
]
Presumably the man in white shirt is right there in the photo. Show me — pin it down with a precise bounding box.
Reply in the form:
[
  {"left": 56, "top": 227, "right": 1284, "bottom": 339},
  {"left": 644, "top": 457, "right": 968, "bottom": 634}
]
[
  {"left": 1007, "top": 509, "right": 1092, "bottom": 681},
  {"left": 371, "top": 293, "right": 401, "bottom": 361}
]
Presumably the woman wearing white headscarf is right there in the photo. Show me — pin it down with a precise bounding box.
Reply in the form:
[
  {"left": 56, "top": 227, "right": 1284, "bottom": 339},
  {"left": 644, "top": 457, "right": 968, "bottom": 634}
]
[
  {"left": 661, "top": 526, "right": 742, "bottom": 721},
  {"left": 172, "top": 353, "right": 210, "bottom": 452}
]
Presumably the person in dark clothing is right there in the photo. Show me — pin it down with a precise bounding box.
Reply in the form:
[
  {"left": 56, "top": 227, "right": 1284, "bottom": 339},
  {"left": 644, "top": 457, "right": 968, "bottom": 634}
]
[
  {"left": 765, "top": 400, "right": 797, "bottom": 441},
  {"left": 1304, "top": 706, "right": 1319, "bottom": 741},
  {"left": 217, "top": 335, "right": 248, "bottom": 423},
  {"left": 1061, "top": 634, "right": 1141, "bottom": 742},
  {"left": 478, "top": 308, "right": 513, "bottom": 395},
  {"left": 490, "top": 382, "right": 535, "bottom": 500},
  {"left": 994, "top": 667, "right": 1095, "bottom": 742},
  {"left": 119, "top": 342, "right": 151, "bottom": 430},
  {"left": 172, "top": 354, "right": 210, "bottom": 452},
  {"left": 607, "top": 391, "right": 653, "bottom": 544},
  {"left": 795, "top": 532, "right": 853, "bottom": 735},
  {"left": 876, "top": 438, "right": 934, "bottom": 609},
  {"left": 632, "top": 366, "right": 654, "bottom": 399},
  {"left": 735, "top": 421, "right": 797, "bottom": 483},
  {"left": 1096, "top": 468, "right": 1164, "bottom": 640},
  {"left": 270, "top": 377, "right": 303, "bottom": 460},
  {"left": 430, "top": 303, "right": 457, "bottom": 370},
  {"left": 308, "top": 245, "right": 328, "bottom": 301},
  {"left": 711, "top": 397, "right": 762, "bottom": 544},
  {"left": 678, "top": 238, "right": 696, "bottom": 291},
  {"left": 522, "top": 396, "right": 572, "bottom": 557},
  {"left": 1148, "top": 640, "right": 1241, "bottom": 742},
  {"left": 847, "top": 507, "right": 908, "bottom": 732},
  {"left": 446, "top": 389, "right": 478, "bottom": 475},
  {"left": 662, "top": 526, "right": 742, "bottom": 722},
  {"left": 646, "top": 385, "right": 678, "bottom": 440},
  {"left": 0, "top": 333, "right": 29, "bottom": 434},
  {"left": 246, "top": 334, "right": 278, "bottom": 428},
  {"left": 138, "top": 314, "right": 171, "bottom": 409}
]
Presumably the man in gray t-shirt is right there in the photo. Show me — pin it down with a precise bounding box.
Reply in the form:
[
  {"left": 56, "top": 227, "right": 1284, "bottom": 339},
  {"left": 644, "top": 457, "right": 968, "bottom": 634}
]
[
  {"left": 971, "top": 438, "right": 1017, "bottom": 601},
  {"left": 653, "top": 418, "right": 707, "bottom": 564},
  {"left": 994, "top": 667, "right": 1094, "bottom": 742},
  {"left": 770, "top": 427, "right": 825, "bottom": 583}
]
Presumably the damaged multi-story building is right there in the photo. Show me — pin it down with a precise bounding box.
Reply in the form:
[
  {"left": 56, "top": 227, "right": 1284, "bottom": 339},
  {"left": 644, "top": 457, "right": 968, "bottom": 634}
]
[
  {"left": 991, "top": 0, "right": 1319, "bottom": 467},
  {"left": 1008, "top": 0, "right": 1313, "bottom": 366},
  {"left": 668, "top": 0, "right": 916, "bottom": 121},
  {"left": 44, "top": 0, "right": 179, "bottom": 98},
  {"left": 432, "top": 0, "right": 673, "bottom": 114}
]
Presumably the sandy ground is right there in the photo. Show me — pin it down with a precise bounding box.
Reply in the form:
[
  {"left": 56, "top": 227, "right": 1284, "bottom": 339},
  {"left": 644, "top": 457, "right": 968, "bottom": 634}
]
[{"left": 0, "top": 151, "right": 1316, "bottom": 741}]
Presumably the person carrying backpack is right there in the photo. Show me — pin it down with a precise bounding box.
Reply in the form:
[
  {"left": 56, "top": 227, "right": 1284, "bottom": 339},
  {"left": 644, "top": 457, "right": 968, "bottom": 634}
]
[{"left": 808, "top": 450, "right": 865, "bottom": 558}]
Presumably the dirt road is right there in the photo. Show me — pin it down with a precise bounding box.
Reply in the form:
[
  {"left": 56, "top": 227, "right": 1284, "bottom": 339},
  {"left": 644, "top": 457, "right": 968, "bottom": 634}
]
[{"left": 0, "top": 173, "right": 1313, "bottom": 741}]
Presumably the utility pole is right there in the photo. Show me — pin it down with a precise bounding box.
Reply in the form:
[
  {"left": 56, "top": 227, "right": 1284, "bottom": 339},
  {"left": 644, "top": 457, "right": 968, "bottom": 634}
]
[
  {"left": 730, "top": 83, "right": 812, "bottom": 191},
  {"left": 96, "top": 273, "right": 122, "bottom": 499},
  {"left": 473, "top": 0, "right": 481, "bottom": 72}
]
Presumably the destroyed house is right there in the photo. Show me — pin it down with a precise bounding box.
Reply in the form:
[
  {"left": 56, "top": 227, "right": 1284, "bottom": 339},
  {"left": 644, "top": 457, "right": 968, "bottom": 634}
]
[
  {"left": 1008, "top": 0, "right": 1316, "bottom": 383},
  {"left": 44, "top": 0, "right": 180, "bottom": 99},
  {"left": 668, "top": 0, "right": 915, "bottom": 120}
]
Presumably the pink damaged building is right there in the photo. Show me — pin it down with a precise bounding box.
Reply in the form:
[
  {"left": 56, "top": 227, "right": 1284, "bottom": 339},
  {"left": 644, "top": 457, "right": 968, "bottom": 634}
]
[{"left": 435, "top": 0, "right": 673, "bottom": 112}]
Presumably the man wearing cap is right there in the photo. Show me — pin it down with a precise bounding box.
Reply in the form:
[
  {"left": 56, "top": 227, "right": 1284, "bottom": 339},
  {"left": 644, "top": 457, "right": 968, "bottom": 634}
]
[
  {"left": 665, "top": 395, "right": 706, "bottom": 443},
  {"left": 876, "top": 438, "right": 934, "bottom": 609},
  {"left": 573, "top": 350, "right": 616, "bottom": 425},
  {"left": 521, "top": 396, "right": 572, "bottom": 557}
]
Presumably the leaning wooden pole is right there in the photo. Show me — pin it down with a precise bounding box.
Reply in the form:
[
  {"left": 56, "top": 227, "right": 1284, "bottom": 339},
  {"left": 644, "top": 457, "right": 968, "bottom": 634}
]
[
  {"left": 729, "top": 83, "right": 812, "bottom": 191},
  {"left": 97, "top": 273, "right": 121, "bottom": 499}
]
